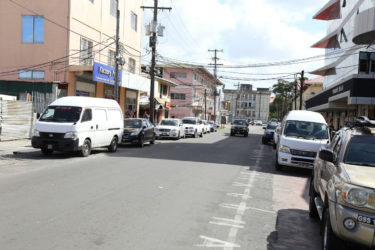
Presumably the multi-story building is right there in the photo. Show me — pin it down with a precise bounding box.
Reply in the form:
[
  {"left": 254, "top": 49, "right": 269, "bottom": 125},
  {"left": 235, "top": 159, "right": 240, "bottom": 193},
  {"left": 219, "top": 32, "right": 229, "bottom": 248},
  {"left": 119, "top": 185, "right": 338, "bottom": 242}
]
[
  {"left": 0, "top": 0, "right": 147, "bottom": 114},
  {"left": 160, "top": 66, "right": 222, "bottom": 121},
  {"left": 294, "top": 77, "right": 323, "bottom": 110},
  {"left": 223, "top": 84, "right": 270, "bottom": 123},
  {"left": 307, "top": 0, "right": 375, "bottom": 128}
]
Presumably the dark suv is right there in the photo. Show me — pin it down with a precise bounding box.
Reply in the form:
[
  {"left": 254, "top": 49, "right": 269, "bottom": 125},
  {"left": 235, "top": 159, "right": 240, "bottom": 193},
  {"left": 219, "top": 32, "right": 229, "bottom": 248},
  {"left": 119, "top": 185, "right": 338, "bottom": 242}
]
[
  {"left": 309, "top": 117, "right": 375, "bottom": 249},
  {"left": 122, "top": 118, "right": 155, "bottom": 147},
  {"left": 230, "top": 119, "right": 249, "bottom": 137}
]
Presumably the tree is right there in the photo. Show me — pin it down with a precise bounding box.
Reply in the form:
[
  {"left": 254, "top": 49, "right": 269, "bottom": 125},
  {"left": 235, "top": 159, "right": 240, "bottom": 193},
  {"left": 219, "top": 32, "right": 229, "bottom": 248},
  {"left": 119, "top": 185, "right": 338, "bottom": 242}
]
[{"left": 271, "top": 79, "right": 295, "bottom": 120}]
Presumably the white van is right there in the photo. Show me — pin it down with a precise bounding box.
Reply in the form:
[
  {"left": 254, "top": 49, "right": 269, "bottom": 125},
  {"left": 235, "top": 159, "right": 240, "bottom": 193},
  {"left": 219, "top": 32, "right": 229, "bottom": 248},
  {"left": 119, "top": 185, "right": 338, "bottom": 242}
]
[
  {"left": 275, "top": 110, "right": 330, "bottom": 170},
  {"left": 32, "top": 96, "right": 123, "bottom": 157}
]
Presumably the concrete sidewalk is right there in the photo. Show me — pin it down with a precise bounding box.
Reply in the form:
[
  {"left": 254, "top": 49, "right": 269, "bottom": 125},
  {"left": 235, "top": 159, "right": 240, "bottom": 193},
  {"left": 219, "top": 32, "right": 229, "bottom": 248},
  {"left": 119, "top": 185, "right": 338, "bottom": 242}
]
[{"left": 0, "top": 139, "right": 36, "bottom": 156}]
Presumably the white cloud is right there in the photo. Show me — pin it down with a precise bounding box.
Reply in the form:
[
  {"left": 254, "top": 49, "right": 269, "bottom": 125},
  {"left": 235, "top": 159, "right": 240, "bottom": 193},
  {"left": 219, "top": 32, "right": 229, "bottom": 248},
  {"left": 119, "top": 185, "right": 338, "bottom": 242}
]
[{"left": 142, "top": 0, "right": 329, "bottom": 88}]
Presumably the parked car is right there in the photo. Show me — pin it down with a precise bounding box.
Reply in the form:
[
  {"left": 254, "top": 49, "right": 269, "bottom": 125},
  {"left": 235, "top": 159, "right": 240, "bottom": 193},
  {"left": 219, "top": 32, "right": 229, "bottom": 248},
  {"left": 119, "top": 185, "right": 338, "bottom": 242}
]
[
  {"left": 121, "top": 118, "right": 155, "bottom": 147},
  {"left": 262, "top": 123, "right": 278, "bottom": 144},
  {"left": 254, "top": 120, "right": 263, "bottom": 126},
  {"left": 182, "top": 117, "right": 204, "bottom": 138},
  {"left": 309, "top": 117, "right": 375, "bottom": 250},
  {"left": 273, "top": 124, "right": 281, "bottom": 149},
  {"left": 155, "top": 118, "right": 185, "bottom": 140},
  {"left": 230, "top": 119, "right": 249, "bottom": 137},
  {"left": 208, "top": 121, "right": 217, "bottom": 132},
  {"left": 275, "top": 110, "right": 330, "bottom": 171},
  {"left": 202, "top": 120, "right": 211, "bottom": 134},
  {"left": 32, "top": 96, "right": 123, "bottom": 157}
]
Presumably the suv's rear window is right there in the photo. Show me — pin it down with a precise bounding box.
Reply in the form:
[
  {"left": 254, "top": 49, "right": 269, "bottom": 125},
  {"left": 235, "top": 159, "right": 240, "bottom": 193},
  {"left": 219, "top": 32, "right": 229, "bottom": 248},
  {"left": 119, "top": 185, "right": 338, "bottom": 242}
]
[
  {"left": 233, "top": 120, "right": 247, "bottom": 126},
  {"left": 344, "top": 135, "right": 375, "bottom": 167}
]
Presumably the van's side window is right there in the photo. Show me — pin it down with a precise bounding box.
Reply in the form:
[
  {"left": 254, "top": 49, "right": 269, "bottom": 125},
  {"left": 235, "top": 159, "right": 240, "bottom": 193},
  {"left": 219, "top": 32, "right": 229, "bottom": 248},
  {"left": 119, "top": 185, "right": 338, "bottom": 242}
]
[{"left": 82, "top": 109, "right": 92, "bottom": 122}]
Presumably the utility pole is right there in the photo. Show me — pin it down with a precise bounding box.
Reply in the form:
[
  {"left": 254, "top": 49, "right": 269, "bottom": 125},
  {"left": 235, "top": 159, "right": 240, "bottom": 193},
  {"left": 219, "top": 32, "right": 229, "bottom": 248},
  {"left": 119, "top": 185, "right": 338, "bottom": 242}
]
[
  {"left": 234, "top": 83, "right": 240, "bottom": 120},
  {"left": 294, "top": 74, "right": 298, "bottom": 110},
  {"left": 299, "top": 70, "right": 305, "bottom": 110},
  {"left": 204, "top": 89, "right": 207, "bottom": 120},
  {"left": 141, "top": 1, "right": 171, "bottom": 124},
  {"left": 209, "top": 49, "right": 223, "bottom": 123},
  {"left": 258, "top": 91, "right": 261, "bottom": 120},
  {"left": 114, "top": 0, "right": 120, "bottom": 102}
]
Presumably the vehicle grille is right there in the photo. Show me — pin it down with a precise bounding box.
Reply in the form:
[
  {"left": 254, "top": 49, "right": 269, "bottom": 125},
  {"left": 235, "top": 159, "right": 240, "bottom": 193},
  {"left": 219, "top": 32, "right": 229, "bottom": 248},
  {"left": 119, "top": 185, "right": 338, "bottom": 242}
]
[
  {"left": 39, "top": 132, "right": 65, "bottom": 139},
  {"left": 159, "top": 129, "right": 171, "bottom": 132},
  {"left": 291, "top": 157, "right": 314, "bottom": 164},
  {"left": 290, "top": 149, "right": 317, "bottom": 158}
]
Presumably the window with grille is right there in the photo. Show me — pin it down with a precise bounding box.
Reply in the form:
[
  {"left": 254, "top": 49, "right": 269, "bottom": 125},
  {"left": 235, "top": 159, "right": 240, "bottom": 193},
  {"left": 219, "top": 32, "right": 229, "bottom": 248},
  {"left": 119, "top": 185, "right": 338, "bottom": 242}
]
[
  {"left": 80, "top": 38, "right": 93, "bottom": 66},
  {"left": 128, "top": 58, "right": 136, "bottom": 73}
]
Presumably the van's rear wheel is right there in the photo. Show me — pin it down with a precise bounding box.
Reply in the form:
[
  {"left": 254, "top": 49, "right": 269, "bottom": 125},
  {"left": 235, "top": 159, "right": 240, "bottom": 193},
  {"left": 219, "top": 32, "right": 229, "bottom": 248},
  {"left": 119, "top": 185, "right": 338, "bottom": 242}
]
[
  {"left": 41, "top": 148, "right": 53, "bottom": 155},
  {"left": 80, "top": 139, "right": 91, "bottom": 157},
  {"left": 108, "top": 137, "right": 118, "bottom": 152}
]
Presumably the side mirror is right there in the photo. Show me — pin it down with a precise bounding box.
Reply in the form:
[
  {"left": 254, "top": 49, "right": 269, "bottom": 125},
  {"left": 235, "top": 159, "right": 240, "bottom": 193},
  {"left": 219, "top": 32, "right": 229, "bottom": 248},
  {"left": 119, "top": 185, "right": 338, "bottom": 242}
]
[
  {"left": 319, "top": 149, "right": 335, "bottom": 163},
  {"left": 143, "top": 126, "right": 147, "bottom": 129},
  {"left": 36, "top": 113, "right": 40, "bottom": 119}
]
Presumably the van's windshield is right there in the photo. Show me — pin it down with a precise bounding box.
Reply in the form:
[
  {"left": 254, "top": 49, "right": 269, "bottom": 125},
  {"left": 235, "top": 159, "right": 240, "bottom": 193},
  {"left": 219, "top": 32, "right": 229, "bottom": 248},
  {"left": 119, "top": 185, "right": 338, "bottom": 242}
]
[
  {"left": 284, "top": 120, "right": 328, "bottom": 140},
  {"left": 39, "top": 106, "right": 82, "bottom": 123}
]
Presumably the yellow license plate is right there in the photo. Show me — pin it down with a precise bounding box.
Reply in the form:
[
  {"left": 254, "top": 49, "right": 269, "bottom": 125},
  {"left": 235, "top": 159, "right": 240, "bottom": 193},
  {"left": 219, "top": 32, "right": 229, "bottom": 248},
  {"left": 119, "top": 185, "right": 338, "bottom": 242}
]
[{"left": 368, "top": 194, "right": 375, "bottom": 207}]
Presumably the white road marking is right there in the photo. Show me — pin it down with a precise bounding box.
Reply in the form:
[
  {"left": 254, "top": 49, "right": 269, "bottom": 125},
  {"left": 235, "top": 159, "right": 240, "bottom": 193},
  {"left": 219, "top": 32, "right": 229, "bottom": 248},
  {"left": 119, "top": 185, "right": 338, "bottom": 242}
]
[
  {"left": 209, "top": 217, "right": 245, "bottom": 229},
  {"left": 196, "top": 236, "right": 240, "bottom": 248},
  {"left": 226, "top": 193, "right": 252, "bottom": 199}
]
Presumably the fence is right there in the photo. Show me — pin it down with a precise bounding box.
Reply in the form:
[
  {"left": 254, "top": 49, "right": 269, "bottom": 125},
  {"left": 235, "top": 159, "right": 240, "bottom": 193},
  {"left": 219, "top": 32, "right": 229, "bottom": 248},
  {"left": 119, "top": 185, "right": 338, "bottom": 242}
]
[{"left": 0, "top": 100, "right": 34, "bottom": 141}]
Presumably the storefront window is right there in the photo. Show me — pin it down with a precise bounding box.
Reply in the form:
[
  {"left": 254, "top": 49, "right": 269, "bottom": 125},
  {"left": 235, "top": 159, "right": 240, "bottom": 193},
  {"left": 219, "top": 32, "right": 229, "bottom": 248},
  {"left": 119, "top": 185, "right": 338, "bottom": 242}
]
[
  {"left": 125, "top": 90, "right": 138, "bottom": 118},
  {"left": 104, "top": 84, "right": 115, "bottom": 99},
  {"left": 76, "top": 81, "right": 95, "bottom": 97}
]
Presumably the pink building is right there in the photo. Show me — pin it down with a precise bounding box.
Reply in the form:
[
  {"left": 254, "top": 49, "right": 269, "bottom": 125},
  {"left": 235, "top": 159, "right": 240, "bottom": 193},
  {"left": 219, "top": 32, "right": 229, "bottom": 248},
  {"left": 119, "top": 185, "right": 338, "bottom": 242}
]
[{"left": 161, "top": 66, "right": 222, "bottom": 120}]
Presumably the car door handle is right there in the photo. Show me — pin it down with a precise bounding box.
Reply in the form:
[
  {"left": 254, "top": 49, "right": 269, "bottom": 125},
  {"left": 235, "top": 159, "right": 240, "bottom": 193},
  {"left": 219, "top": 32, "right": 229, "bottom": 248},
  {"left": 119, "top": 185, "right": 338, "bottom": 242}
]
[
  {"left": 90, "top": 126, "right": 93, "bottom": 129},
  {"left": 96, "top": 125, "right": 99, "bottom": 129}
]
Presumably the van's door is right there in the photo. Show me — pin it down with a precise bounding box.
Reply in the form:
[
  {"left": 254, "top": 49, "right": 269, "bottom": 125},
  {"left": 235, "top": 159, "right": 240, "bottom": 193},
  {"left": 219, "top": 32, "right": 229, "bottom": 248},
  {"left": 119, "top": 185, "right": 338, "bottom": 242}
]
[
  {"left": 78, "top": 108, "right": 95, "bottom": 147},
  {"left": 107, "top": 109, "right": 123, "bottom": 143},
  {"left": 92, "top": 108, "right": 109, "bottom": 147}
]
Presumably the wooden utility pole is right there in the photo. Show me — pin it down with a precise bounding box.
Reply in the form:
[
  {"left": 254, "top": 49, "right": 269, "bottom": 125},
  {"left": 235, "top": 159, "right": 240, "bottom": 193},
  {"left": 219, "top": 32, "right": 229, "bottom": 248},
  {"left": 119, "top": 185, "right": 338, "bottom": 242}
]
[
  {"left": 141, "top": 1, "right": 171, "bottom": 124},
  {"left": 208, "top": 49, "right": 223, "bottom": 122},
  {"left": 204, "top": 89, "right": 207, "bottom": 120},
  {"left": 299, "top": 70, "right": 305, "bottom": 110}
]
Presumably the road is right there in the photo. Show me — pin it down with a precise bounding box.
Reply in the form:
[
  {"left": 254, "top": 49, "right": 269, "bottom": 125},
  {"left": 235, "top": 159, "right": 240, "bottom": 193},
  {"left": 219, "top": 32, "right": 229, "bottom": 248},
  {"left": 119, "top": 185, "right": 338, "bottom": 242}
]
[{"left": 0, "top": 126, "right": 321, "bottom": 250}]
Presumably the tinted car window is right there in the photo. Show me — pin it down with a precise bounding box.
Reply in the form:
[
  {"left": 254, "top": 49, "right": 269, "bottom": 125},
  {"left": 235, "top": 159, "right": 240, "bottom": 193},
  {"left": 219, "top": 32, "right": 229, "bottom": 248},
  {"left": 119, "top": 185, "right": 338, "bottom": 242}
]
[
  {"left": 40, "top": 106, "right": 82, "bottom": 123},
  {"left": 344, "top": 135, "right": 375, "bottom": 166},
  {"left": 124, "top": 119, "right": 142, "bottom": 128},
  {"left": 160, "top": 120, "right": 178, "bottom": 126},
  {"left": 233, "top": 120, "right": 247, "bottom": 126},
  {"left": 182, "top": 119, "right": 196, "bottom": 125},
  {"left": 267, "top": 124, "right": 277, "bottom": 130}
]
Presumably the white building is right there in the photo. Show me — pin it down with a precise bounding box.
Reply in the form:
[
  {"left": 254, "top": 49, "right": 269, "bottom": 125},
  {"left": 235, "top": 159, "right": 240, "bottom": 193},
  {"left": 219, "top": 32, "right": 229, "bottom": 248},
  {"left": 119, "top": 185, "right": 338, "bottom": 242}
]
[
  {"left": 223, "top": 84, "right": 270, "bottom": 123},
  {"left": 307, "top": 0, "right": 375, "bottom": 128}
]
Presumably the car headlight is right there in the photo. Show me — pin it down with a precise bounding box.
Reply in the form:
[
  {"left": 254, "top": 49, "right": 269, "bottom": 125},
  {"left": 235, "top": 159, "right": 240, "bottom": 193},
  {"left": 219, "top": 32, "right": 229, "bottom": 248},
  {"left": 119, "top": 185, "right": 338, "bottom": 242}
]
[
  {"left": 64, "top": 131, "right": 78, "bottom": 139},
  {"left": 33, "top": 129, "right": 40, "bottom": 137},
  {"left": 279, "top": 145, "right": 291, "bottom": 154},
  {"left": 130, "top": 130, "right": 140, "bottom": 136},
  {"left": 342, "top": 184, "right": 375, "bottom": 208}
]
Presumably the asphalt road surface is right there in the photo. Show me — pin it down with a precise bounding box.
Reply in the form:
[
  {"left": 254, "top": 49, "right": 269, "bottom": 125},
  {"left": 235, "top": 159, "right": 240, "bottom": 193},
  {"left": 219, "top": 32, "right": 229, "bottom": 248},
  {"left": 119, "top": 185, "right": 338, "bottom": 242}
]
[{"left": 0, "top": 126, "right": 323, "bottom": 250}]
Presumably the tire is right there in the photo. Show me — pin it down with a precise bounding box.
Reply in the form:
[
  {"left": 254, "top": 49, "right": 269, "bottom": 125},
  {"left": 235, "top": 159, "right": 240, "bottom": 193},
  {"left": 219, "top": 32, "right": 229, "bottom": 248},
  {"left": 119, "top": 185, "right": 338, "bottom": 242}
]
[
  {"left": 262, "top": 138, "right": 266, "bottom": 144},
  {"left": 275, "top": 153, "right": 282, "bottom": 171},
  {"left": 138, "top": 135, "right": 145, "bottom": 148},
  {"left": 309, "top": 178, "right": 319, "bottom": 219},
  {"left": 194, "top": 130, "right": 198, "bottom": 138},
  {"left": 108, "top": 137, "right": 118, "bottom": 153},
  {"left": 245, "top": 133, "right": 249, "bottom": 137},
  {"left": 321, "top": 209, "right": 343, "bottom": 250},
  {"left": 41, "top": 148, "right": 53, "bottom": 155},
  {"left": 230, "top": 133, "right": 234, "bottom": 136},
  {"left": 150, "top": 134, "right": 155, "bottom": 144},
  {"left": 80, "top": 139, "right": 91, "bottom": 157},
  {"left": 199, "top": 131, "right": 203, "bottom": 137},
  {"left": 175, "top": 132, "right": 180, "bottom": 141},
  {"left": 272, "top": 143, "right": 277, "bottom": 149}
]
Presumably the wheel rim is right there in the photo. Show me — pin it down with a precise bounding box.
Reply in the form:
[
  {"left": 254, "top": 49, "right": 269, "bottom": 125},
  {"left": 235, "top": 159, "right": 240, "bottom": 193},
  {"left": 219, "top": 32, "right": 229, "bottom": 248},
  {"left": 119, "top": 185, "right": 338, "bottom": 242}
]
[{"left": 83, "top": 141, "right": 89, "bottom": 154}]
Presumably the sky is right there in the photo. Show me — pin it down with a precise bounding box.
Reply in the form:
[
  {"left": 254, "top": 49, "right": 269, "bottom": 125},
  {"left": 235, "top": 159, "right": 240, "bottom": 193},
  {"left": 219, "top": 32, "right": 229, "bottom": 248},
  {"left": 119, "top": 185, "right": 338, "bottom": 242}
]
[{"left": 141, "top": 0, "right": 329, "bottom": 90}]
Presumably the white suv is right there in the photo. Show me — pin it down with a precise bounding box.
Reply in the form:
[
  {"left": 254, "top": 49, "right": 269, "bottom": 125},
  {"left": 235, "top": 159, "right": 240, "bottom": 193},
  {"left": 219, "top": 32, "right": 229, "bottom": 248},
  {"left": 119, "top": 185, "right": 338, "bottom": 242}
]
[{"left": 182, "top": 117, "right": 204, "bottom": 138}]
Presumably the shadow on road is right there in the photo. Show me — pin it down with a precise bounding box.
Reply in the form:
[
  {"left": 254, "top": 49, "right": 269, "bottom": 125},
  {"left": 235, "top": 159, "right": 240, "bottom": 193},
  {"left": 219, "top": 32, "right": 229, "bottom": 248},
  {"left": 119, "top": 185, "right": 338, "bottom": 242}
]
[{"left": 267, "top": 209, "right": 320, "bottom": 250}]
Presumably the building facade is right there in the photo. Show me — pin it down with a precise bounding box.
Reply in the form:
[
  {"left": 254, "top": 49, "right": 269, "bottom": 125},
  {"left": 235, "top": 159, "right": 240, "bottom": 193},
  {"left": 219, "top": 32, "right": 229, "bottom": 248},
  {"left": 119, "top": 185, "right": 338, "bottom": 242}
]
[
  {"left": 223, "top": 84, "right": 271, "bottom": 123},
  {"left": 307, "top": 0, "right": 375, "bottom": 129},
  {"left": 161, "top": 66, "right": 222, "bottom": 121},
  {"left": 0, "top": 0, "right": 146, "bottom": 114},
  {"left": 294, "top": 77, "right": 323, "bottom": 110}
]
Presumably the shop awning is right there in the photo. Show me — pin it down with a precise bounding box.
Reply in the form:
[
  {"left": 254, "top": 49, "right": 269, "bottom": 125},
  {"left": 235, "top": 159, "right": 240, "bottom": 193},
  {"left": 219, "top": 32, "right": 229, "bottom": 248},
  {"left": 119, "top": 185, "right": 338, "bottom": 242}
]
[
  {"left": 311, "top": 29, "right": 339, "bottom": 48},
  {"left": 313, "top": 0, "right": 340, "bottom": 20}
]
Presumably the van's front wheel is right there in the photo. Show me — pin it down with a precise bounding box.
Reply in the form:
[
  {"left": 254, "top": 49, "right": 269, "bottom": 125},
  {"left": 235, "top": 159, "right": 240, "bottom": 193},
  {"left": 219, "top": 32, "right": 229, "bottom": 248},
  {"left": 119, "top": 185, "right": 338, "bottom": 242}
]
[
  {"left": 108, "top": 137, "right": 118, "bottom": 152},
  {"left": 80, "top": 139, "right": 91, "bottom": 157}
]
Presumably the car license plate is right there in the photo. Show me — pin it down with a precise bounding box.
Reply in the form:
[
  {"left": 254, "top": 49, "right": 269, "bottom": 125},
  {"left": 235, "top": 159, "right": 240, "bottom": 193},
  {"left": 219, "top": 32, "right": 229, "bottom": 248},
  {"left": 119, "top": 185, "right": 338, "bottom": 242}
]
[
  {"left": 162, "top": 133, "right": 168, "bottom": 136},
  {"left": 47, "top": 144, "right": 53, "bottom": 149},
  {"left": 357, "top": 215, "right": 375, "bottom": 225}
]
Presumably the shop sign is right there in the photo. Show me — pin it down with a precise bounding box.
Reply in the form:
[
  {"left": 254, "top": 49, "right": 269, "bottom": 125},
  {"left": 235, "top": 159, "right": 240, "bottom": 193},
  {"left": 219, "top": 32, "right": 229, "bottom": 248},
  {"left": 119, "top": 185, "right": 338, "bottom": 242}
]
[{"left": 93, "top": 62, "right": 122, "bottom": 85}]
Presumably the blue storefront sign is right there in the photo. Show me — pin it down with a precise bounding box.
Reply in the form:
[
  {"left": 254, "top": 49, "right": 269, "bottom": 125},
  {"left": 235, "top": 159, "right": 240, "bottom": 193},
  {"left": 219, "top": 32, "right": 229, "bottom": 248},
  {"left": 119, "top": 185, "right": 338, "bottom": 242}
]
[{"left": 93, "top": 62, "right": 122, "bottom": 85}]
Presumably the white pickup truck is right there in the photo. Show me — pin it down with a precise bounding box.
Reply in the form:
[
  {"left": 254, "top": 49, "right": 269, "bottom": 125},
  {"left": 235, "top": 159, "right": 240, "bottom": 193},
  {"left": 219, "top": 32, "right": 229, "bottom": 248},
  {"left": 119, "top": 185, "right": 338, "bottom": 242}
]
[{"left": 182, "top": 117, "right": 204, "bottom": 138}]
